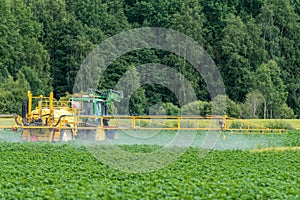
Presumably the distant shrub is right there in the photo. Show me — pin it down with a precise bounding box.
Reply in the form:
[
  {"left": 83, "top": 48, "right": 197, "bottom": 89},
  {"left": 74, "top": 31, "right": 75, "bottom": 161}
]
[
  {"left": 227, "top": 98, "right": 242, "bottom": 118},
  {"left": 152, "top": 103, "right": 180, "bottom": 116},
  {"left": 181, "top": 101, "right": 211, "bottom": 115},
  {"left": 162, "top": 103, "right": 180, "bottom": 115},
  {"left": 266, "top": 120, "right": 294, "bottom": 130},
  {"left": 230, "top": 121, "right": 244, "bottom": 129},
  {"left": 273, "top": 104, "right": 296, "bottom": 119},
  {"left": 138, "top": 120, "right": 150, "bottom": 127},
  {"left": 229, "top": 121, "right": 256, "bottom": 129},
  {"left": 211, "top": 95, "right": 241, "bottom": 118}
]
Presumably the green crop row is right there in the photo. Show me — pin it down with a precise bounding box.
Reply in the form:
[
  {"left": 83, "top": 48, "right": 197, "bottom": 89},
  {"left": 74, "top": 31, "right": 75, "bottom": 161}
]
[{"left": 0, "top": 138, "right": 299, "bottom": 199}]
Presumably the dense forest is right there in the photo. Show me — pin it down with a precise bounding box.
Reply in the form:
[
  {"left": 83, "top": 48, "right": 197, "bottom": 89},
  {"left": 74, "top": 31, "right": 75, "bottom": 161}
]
[{"left": 0, "top": 0, "right": 299, "bottom": 118}]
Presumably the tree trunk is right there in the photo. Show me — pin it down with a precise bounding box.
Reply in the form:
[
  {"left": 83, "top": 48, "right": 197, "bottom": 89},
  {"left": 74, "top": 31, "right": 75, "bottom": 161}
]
[
  {"left": 263, "top": 100, "right": 267, "bottom": 119},
  {"left": 270, "top": 108, "right": 273, "bottom": 119}
]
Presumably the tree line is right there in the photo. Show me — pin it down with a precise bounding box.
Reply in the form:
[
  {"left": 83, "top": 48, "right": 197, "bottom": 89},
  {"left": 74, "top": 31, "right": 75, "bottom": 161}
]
[{"left": 0, "top": 0, "right": 299, "bottom": 118}]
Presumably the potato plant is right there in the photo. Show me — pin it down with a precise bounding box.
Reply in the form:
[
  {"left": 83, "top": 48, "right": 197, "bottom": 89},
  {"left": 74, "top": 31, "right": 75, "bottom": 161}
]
[{"left": 0, "top": 140, "right": 299, "bottom": 199}]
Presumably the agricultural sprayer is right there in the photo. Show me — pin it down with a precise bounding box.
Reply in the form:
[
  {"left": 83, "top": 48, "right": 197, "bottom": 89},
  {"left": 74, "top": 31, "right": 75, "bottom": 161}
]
[
  {"left": 0, "top": 89, "right": 286, "bottom": 142},
  {"left": 12, "top": 89, "right": 123, "bottom": 142}
]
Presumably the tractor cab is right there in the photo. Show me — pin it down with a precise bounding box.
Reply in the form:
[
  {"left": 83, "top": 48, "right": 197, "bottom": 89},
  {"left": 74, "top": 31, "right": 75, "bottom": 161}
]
[
  {"left": 69, "top": 97, "right": 106, "bottom": 125},
  {"left": 68, "top": 89, "right": 123, "bottom": 140},
  {"left": 69, "top": 89, "right": 123, "bottom": 123},
  {"left": 70, "top": 97, "right": 106, "bottom": 115}
]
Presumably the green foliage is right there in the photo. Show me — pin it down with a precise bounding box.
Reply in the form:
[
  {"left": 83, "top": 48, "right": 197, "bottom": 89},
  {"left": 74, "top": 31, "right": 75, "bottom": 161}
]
[
  {"left": 273, "top": 104, "right": 296, "bottom": 119},
  {"left": 265, "top": 120, "right": 294, "bottom": 130},
  {"left": 58, "top": 92, "right": 73, "bottom": 102},
  {"left": 129, "top": 88, "right": 147, "bottom": 115},
  {"left": 115, "top": 66, "right": 148, "bottom": 115},
  {"left": 181, "top": 101, "right": 211, "bottom": 115},
  {"left": 218, "top": 15, "right": 266, "bottom": 102},
  {"left": 227, "top": 97, "right": 242, "bottom": 118},
  {"left": 162, "top": 103, "right": 180, "bottom": 115},
  {"left": 137, "top": 119, "right": 150, "bottom": 127},
  {"left": 238, "top": 103, "right": 249, "bottom": 119},
  {"left": 0, "top": 3, "right": 50, "bottom": 71},
  {"left": 0, "top": 0, "right": 299, "bottom": 118},
  {"left": 255, "top": 60, "right": 287, "bottom": 118},
  {"left": 243, "top": 90, "right": 264, "bottom": 118},
  {"left": 229, "top": 121, "right": 257, "bottom": 129},
  {"left": 0, "top": 0, "right": 51, "bottom": 113},
  {"left": 153, "top": 102, "right": 180, "bottom": 116},
  {"left": 20, "top": 66, "right": 47, "bottom": 95},
  {"left": 0, "top": 141, "right": 299, "bottom": 199},
  {"left": 211, "top": 95, "right": 241, "bottom": 118},
  {"left": 0, "top": 73, "right": 30, "bottom": 114}
]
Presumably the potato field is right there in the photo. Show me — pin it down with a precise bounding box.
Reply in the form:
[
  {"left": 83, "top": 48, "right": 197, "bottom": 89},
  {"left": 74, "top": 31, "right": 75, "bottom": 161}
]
[{"left": 0, "top": 131, "right": 299, "bottom": 199}]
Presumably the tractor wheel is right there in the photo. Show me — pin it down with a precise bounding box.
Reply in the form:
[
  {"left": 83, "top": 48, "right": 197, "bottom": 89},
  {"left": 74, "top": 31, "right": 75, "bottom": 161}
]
[{"left": 59, "top": 129, "right": 73, "bottom": 142}]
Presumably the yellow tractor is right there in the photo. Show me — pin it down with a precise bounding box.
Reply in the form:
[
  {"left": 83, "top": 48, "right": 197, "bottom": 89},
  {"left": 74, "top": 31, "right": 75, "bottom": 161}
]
[{"left": 14, "top": 89, "right": 123, "bottom": 142}]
